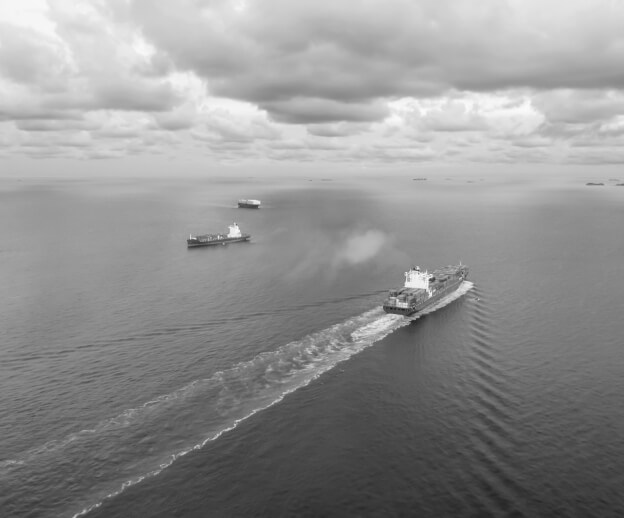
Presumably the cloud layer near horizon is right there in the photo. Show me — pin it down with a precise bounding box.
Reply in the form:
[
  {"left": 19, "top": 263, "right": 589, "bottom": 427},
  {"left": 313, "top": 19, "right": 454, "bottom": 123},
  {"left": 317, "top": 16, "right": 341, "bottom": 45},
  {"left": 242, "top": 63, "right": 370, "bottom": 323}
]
[{"left": 1, "top": 0, "right": 624, "bottom": 166}]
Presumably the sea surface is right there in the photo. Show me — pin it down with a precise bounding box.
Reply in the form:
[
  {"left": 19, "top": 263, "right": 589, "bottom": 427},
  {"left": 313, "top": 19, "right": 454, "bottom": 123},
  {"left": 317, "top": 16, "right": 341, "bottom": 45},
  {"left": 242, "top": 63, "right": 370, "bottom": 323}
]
[{"left": 1, "top": 170, "right": 624, "bottom": 517}]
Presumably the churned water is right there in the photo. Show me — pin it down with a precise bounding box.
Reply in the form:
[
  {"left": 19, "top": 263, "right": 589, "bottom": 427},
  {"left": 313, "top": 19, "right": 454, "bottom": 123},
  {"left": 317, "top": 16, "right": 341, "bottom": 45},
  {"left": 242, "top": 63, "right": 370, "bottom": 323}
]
[{"left": 1, "top": 171, "right": 624, "bottom": 517}]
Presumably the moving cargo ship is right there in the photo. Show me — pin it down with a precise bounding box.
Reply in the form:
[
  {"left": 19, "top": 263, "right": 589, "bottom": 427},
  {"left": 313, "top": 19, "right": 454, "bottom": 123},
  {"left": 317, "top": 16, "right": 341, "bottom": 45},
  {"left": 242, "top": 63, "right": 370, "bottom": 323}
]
[
  {"left": 187, "top": 223, "right": 250, "bottom": 248},
  {"left": 238, "top": 199, "right": 261, "bottom": 209},
  {"left": 383, "top": 263, "right": 469, "bottom": 316}
]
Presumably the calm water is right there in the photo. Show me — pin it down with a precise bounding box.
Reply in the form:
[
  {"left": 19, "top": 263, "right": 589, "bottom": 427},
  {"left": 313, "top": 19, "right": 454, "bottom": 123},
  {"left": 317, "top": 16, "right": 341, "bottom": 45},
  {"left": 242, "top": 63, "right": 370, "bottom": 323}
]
[{"left": 1, "top": 172, "right": 624, "bottom": 517}]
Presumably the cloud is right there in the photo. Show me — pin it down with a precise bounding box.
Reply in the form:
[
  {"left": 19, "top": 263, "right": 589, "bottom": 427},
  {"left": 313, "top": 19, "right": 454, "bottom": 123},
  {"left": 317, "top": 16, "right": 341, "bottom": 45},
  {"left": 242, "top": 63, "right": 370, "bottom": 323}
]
[
  {"left": 15, "top": 119, "right": 100, "bottom": 132},
  {"left": 262, "top": 98, "right": 389, "bottom": 124},
  {"left": 192, "top": 108, "right": 281, "bottom": 144},
  {"left": 130, "top": 0, "right": 624, "bottom": 102},
  {"left": 2, "top": 0, "right": 624, "bottom": 165},
  {"left": 152, "top": 104, "right": 197, "bottom": 131},
  {"left": 306, "top": 122, "right": 370, "bottom": 137},
  {"left": 92, "top": 80, "right": 180, "bottom": 112},
  {"left": 0, "top": 22, "right": 68, "bottom": 88},
  {"left": 533, "top": 90, "right": 624, "bottom": 124},
  {"left": 414, "top": 100, "right": 489, "bottom": 132},
  {"left": 563, "top": 150, "right": 624, "bottom": 165},
  {"left": 511, "top": 136, "right": 553, "bottom": 148}
]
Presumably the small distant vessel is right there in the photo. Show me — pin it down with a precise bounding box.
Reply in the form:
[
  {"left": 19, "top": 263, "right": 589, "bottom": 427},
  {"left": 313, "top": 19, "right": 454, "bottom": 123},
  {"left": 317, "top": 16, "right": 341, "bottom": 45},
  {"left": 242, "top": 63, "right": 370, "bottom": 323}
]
[
  {"left": 238, "top": 199, "right": 261, "bottom": 209},
  {"left": 187, "top": 223, "right": 250, "bottom": 248},
  {"left": 383, "top": 263, "right": 469, "bottom": 316}
]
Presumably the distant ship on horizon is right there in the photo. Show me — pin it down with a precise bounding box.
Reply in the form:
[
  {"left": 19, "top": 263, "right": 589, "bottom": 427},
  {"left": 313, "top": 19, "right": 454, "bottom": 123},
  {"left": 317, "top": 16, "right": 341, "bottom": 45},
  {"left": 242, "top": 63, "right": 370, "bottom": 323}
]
[
  {"left": 383, "top": 263, "right": 469, "bottom": 316},
  {"left": 238, "top": 199, "right": 261, "bottom": 209},
  {"left": 187, "top": 223, "right": 250, "bottom": 248}
]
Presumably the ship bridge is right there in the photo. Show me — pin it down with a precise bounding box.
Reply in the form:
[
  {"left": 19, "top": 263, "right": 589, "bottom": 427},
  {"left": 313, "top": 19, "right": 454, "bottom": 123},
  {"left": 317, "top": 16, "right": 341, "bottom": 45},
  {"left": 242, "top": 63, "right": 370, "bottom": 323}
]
[
  {"left": 227, "top": 223, "right": 242, "bottom": 238},
  {"left": 404, "top": 266, "right": 432, "bottom": 295}
]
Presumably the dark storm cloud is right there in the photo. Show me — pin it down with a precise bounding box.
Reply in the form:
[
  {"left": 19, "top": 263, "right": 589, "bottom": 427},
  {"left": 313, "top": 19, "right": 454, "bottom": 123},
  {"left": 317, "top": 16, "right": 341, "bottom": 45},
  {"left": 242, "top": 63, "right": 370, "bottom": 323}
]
[{"left": 127, "top": 0, "right": 624, "bottom": 124}]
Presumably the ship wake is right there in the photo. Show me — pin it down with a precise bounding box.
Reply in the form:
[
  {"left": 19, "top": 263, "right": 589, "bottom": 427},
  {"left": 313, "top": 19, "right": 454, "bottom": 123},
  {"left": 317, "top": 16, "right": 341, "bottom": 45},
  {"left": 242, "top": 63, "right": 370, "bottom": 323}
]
[{"left": 2, "top": 282, "right": 473, "bottom": 518}]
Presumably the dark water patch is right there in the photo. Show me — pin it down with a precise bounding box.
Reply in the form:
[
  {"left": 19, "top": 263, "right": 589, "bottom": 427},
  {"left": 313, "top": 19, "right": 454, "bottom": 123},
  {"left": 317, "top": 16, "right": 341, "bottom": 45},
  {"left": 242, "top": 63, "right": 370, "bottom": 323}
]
[
  {"left": 467, "top": 349, "right": 518, "bottom": 405},
  {"left": 469, "top": 342, "right": 500, "bottom": 366},
  {"left": 470, "top": 425, "right": 519, "bottom": 469},
  {"left": 471, "top": 404, "right": 517, "bottom": 449},
  {"left": 3, "top": 291, "right": 388, "bottom": 368},
  {"left": 456, "top": 290, "right": 538, "bottom": 516},
  {"left": 469, "top": 348, "right": 505, "bottom": 374},
  {"left": 469, "top": 459, "right": 530, "bottom": 518},
  {"left": 471, "top": 382, "right": 517, "bottom": 422},
  {"left": 451, "top": 463, "right": 511, "bottom": 518},
  {"left": 470, "top": 319, "right": 497, "bottom": 337}
]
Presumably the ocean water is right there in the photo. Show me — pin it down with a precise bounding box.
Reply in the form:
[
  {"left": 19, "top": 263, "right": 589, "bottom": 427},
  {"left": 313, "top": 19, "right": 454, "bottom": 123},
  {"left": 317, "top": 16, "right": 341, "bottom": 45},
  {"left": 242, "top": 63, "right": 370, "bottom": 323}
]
[{"left": 1, "top": 171, "right": 624, "bottom": 517}]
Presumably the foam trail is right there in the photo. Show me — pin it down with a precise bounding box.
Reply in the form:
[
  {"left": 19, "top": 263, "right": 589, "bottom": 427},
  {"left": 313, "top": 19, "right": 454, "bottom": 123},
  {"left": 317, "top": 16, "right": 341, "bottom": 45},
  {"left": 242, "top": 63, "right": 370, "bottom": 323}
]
[
  {"left": 72, "top": 282, "right": 473, "bottom": 517},
  {"left": 67, "top": 309, "right": 405, "bottom": 517},
  {"left": 4, "top": 282, "right": 473, "bottom": 518}
]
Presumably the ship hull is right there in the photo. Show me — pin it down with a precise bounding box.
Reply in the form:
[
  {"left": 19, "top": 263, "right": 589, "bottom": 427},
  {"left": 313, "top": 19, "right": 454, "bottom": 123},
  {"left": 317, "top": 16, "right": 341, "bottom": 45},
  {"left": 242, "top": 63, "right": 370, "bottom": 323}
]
[
  {"left": 383, "top": 277, "right": 464, "bottom": 316},
  {"left": 187, "top": 235, "right": 250, "bottom": 248},
  {"left": 382, "top": 264, "right": 468, "bottom": 316},
  {"left": 238, "top": 203, "right": 260, "bottom": 209}
]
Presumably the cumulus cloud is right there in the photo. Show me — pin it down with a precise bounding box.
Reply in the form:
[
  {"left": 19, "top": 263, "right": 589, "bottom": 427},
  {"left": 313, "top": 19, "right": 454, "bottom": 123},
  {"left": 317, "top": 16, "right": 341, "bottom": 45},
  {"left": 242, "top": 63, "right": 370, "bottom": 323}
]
[
  {"left": 532, "top": 90, "right": 624, "bottom": 124},
  {"left": 129, "top": 0, "right": 624, "bottom": 103},
  {"left": 511, "top": 136, "right": 553, "bottom": 148},
  {"left": 152, "top": 104, "right": 197, "bottom": 131},
  {"left": 413, "top": 100, "right": 489, "bottom": 132},
  {"left": 2, "top": 0, "right": 624, "bottom": 165},
  {"left": 15, "top": 119, "right": 100, "bottom": 132},
  {"left": 0, "top": 22, "right": 68, "bottom": 88},
  {"left": 192, "top": 108, "right": 281, "bottom": 146},
  {"left": 263, "top": 98, "right": 389, "bottom": 124},
  {"left": 306, "top": 122, "right": 370, "bottom": 137}
]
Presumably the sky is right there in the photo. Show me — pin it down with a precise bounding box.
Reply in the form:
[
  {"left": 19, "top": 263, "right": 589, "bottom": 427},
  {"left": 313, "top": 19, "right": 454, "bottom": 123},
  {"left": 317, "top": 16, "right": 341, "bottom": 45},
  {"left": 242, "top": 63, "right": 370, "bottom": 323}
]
[{"left": 1, "top": 0, "right": 624, "bottom": 173}]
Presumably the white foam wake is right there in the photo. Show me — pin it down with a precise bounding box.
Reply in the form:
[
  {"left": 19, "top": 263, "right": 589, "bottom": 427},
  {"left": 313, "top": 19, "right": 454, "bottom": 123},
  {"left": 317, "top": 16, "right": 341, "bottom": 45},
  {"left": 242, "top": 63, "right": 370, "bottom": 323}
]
[
  {"left": 72, "top": 281, "right": 474, "bottom": 517},
  {"left": 4, "top": 282, "right": 473, "bottom": 518}
]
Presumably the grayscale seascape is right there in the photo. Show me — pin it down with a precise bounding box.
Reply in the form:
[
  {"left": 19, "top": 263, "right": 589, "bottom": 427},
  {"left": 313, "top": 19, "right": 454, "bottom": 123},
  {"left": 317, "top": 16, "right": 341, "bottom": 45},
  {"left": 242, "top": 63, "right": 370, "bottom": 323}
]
[{"left": 2, "top": 1, "right": 624, "bottom": 517}]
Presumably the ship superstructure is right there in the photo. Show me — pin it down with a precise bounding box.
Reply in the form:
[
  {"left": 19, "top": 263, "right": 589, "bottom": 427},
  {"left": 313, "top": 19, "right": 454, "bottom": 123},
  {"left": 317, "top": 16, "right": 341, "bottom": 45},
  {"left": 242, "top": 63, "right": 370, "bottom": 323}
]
[
  {"left": 382, "top": 263, "right": 468, "bottom": 316},
  {"left": 187, "top": 222, "right": 250, "bottom": 248}
]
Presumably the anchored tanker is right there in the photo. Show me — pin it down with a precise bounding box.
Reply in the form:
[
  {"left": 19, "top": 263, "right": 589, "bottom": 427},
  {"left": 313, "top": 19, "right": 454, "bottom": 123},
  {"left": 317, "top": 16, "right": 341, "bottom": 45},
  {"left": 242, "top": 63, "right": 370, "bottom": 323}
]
[
  {"left": 187, "top": 222, "right": 250, "bottom": 248},
  {"left": 383, "top": 263, "right": 469, "bottom": 316},
  {"left": 238, "top": 199, "right": 261, "bottom": 209}
]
